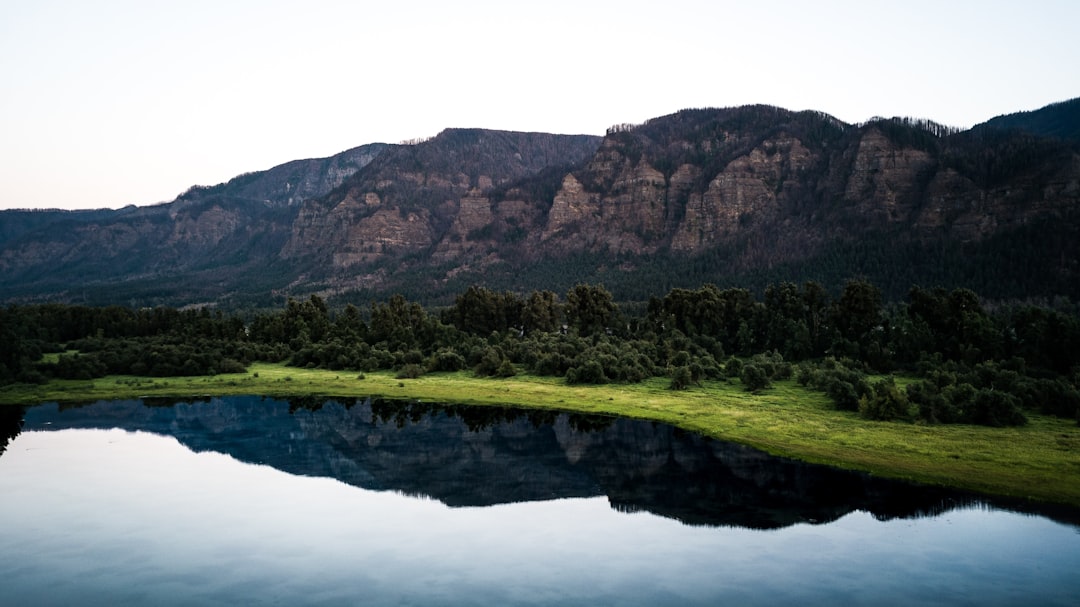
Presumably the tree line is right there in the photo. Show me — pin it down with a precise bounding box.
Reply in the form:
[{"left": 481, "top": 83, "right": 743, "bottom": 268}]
[{"left": 2, "top": 280, "right": 1078, "bottom": 427}]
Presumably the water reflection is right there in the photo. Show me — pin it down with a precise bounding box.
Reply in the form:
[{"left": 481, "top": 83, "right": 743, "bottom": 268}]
[
  {"left": 7, "top": 396, "right": 1077, "bottom": 529},
  {"left": 0, "top": 405, "right": 24, "bottom": 457},
  {"left": 3, "top": 396, "right": 1080, "bottom": 607}
]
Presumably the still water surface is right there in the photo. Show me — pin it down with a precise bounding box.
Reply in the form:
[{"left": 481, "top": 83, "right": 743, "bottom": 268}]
[{"left": 0, "top": 396, "right": 1078, "bottom": 606}]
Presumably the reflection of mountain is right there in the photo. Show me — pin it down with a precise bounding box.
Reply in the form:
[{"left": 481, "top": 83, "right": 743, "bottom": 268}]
[
  {"left": 18, "top": 397, "right": 1080, "bottom": 529},
  {"left": 0, "top": 405, "right": 24, "bottom": 457}
]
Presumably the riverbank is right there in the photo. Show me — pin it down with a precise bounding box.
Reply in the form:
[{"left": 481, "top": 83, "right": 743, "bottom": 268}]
[{"left": 2, "top": 361, "right": 1078, "bottom": 507}]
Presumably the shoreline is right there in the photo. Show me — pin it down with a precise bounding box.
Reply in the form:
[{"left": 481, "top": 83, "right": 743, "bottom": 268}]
[{"left": 2, "top": 361, "right": 1079, "bottom": 507}]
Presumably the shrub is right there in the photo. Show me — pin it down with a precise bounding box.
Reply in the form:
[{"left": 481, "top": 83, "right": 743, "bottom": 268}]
[
  {"left": 218, "top": 358, "right": 247, "bottom": 374},
  {"left": 969, "top": 389, "right": 1026, "bottom": 427},
  {"left": 396, "top": 364, "right": 424, "bottom": 379},
  {"left": 725, "top": 357, "right": 744, "bottom": 379},
  {"left": 740, "top": 363, "right": 771, "bottom": 393},
  {"left": 495, "top": 359, "right": 517, "bottom": 378},
  {"left": 533, "top": 352, "right": 572, "bottom": 377},
  {"left": 907, "top": 380, "right": 959, "bottom": 424},
  {"left": 566, "top": 360, "right": 608, "bottom": 384},
  {"left": 474, "top": 346, "right": 507, "bottom": 377},
  {"left": 669, "top": 365, "right": 694, "bottom": 390},
  {"left": 427, "top": 349, "right": 466, "bottom": 372},
  {"left": 858, "top": 377, "right": 911, "bottom": 421}
]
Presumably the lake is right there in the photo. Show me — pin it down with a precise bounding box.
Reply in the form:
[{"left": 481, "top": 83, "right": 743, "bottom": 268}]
[{"left": 1, "top": 396, "right": 1078, "bottom": 606}]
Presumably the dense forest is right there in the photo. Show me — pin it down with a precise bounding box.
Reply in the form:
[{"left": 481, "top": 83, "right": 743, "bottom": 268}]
[{"left": 2, "top": 280, "right": 1078, "bottom": 428}]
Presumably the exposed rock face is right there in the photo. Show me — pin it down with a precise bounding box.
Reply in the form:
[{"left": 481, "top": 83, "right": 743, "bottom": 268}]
[
  {"left": 432, "top": 191, "right": 495, "bottom": 261},
  {"left": 843, "top": 128, "right": 935, "bottom": 222},
  {"left": 671, "top": 136, "right": 812, "bottom": 252},
  {"left": 167, "top": 205, "right": 241, "bottom": 248},
  {"left": 541, "top": 173, "right": 599, "bottom": 247},
  {"left": 281, "top": 128, "right": 604, "bottom": 270}
]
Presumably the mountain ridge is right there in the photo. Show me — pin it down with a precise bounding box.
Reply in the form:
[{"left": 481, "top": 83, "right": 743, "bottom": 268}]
[{"left": 1, "top": 99, "right": 1078, "bottom": 307}]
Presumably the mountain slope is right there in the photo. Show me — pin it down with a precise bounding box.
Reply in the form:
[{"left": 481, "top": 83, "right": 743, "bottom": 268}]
[
  {"left": 975, "top": 97, "right": 1080, "bottom": 143},
  {"left": 0, "top": 144, "right": 390, "bottom": 305},
  {"left": 1, "top": 101, "right": 1078, "bottom": 307}
]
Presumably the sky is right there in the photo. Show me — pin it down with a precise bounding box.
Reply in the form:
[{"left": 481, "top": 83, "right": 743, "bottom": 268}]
[{"left": 1, "top": 0, "right": 1078, "bottom": 211}]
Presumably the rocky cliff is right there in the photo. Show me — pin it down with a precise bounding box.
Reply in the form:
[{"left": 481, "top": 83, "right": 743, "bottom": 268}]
[{"left": 1, "top": 100, "right": 1078, "bottom": 306}]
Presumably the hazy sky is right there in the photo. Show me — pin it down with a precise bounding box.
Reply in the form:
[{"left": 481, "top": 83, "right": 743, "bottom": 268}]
[{"left": 1, "top": 0, "right": 1077, "bottom": 211}]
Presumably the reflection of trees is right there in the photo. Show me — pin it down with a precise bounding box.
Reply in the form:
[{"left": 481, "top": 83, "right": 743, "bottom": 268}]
[
  {"left": 366, "top": 398, "right": 612, "bottom": 433},
  {"left": 287, "top": 395, "right": 359, "bottom": 413},
  {"left": 0, "top": 406, "right": 25, "bottom": 458}
]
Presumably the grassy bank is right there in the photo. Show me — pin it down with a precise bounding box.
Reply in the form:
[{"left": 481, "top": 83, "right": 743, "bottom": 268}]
[{"left": 2, "top": 361, "right": 1079, "bottom": 507}]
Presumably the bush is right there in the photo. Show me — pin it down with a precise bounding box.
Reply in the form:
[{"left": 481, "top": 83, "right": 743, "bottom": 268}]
[
  {"left": 218, "top": 358, "right": 247, "bottom": 374},
  {"left": 1016, "top": 377, "right": 1080, "bottom": 419},
  {"left": 495, "top": 359, "right": 517, "bottom": 378},
  {"left": 474, "top": 346, "right": 507, "bottom": 377},
  {"left": 725, "top": 357, "right": 744, "bottom": 379},
  {"left": 907, "top": 380, "right": 959, "bottom": 424},
  {"left": 396, "top": 364, "right": 425, "bottom": 379},
  {"left": 669, "top": 365, "right": 694, "bottom": 390},
  {"left": 740, "top": 363, "right": 771, "bottom": 393},
  {"left": 533, "top": 352, "right": 572, "bottom": 377},
  {"left": 969, "top": 389, "right": 1026, "bottom": 427},
  {"left": 427, "top": 349, "right": 466, "bottom": 372},
  {"left": 566, "top": 359, "right": 608, "bottom": 384},
  {"left": 858, "top": 377, "right": 911, "bottom": 421},
  {"left": 800, "top": 359, "right": 871, "bottom": 411}
]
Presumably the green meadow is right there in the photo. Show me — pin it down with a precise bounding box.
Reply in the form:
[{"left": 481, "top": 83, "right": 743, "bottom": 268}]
[{"left": 3, "top": 361, "right": 1078, "bottom": 508}]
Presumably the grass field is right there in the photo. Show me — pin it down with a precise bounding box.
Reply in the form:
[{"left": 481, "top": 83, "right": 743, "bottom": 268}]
[{"left": 2, "top": 361, "right": 1078, "bottom": 507}]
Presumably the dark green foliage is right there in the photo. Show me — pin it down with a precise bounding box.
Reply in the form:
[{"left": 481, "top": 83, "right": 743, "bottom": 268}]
[
  {"left": 396, "top": 364, "right": 424, "bottom": 379},
  {"left": 669, "top": 366, "right": 695, "bottom": 391},
  {"left": 445, "top": 285, "right": 524, "bottom": 336},
  {"left": 833, "top": 280, "right": 883, "bottom": 361},
  {"left": 975, "top": 97, "right": 1080, "bottom": 143},
  {"left": 565, "top": 284, "right": 618, "bottom": 337},
  {"left": 799, "top": 358, "right": 872, "bottom": 412},
  {"left": 473, "top": 346, "right": 514, "bottom": 378},
  {"left": 49, "top": 353, "right": 108, "bottom": 380},
  {"left": 969, "top": 389, "right": 1026, "bottom": 427},
  {"left": 2, "top": 279, "right": 1076, "bottom": 431},
  {"left": 905, "top": 367, "right": 1030, "bottom": 427},
  {"left": 725, "top": 356, "right": 744, "bottom": 379},
  {"left": 1016, "top": 377, "right": 1080, "bottom": 419},
  {"left": 427, "top": 349, "right": 467, "bottom": 373},
  {"left": 740, "top": 363, "right": 771, "bottom": 393},
  {"left": 567, "top": 359, "right": 608, "bottom": 385},
  {"left": 495, "top": 359, "right": 517, "bottom": 378},
  {"left": 522, "top": 290, "right": 561, "bottom": 335},
  {"left": 858, "top": 377, "right": 911, "bottom": 421}
]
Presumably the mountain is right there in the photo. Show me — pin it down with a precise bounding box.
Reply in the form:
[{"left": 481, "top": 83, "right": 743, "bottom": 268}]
[
  {"left": 175, "top": 142, "right": 389, "bottom": 208},
  {"left": 975, "top": 97, "right": 1080, "bottom": 142},
  {"left": 1, "top": 100, "right": 1078, "bottom": 307}
]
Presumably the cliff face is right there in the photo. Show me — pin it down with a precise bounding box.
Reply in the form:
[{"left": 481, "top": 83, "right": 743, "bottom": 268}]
[
  {"left": 277, "top": 108, "right": 1080, "bottom": 285},
  {"left": 281, "top": 129, "right": 604, "bottom": 268},
  {"left": 2, "top": 102, "right": 1078, "bottom": 306}
]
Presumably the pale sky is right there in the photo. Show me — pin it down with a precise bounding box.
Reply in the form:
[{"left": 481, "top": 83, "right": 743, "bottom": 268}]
[{"left": 1, "top": 0, "right": 1077, "bottom": 210}]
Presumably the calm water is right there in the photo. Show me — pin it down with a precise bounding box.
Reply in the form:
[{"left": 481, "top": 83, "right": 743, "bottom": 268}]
[{"left": 0, "top": 396, "right": 1078, "bottom": 606}]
